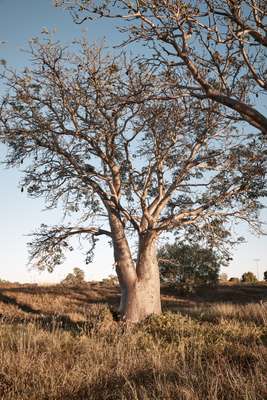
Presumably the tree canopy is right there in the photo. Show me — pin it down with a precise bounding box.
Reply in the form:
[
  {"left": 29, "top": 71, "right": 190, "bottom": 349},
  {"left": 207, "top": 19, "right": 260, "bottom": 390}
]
[
  {"left": 61, "top": 267, "right": 86, "bottom": 285},
  {"left": 0, "top": 38, "right": 264, "bottom": 272},
  {"left": 56, "top": 0, "right": 267, "bottom": 135},
  {"left": 241, "top": 271, "right": 258, "bottom": 282},
  {"left": 158, "top": 242, "right": 223, "bottom": 286}
]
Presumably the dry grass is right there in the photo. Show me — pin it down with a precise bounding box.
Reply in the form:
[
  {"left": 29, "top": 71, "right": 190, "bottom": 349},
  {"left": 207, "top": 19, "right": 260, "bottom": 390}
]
[{"left": 0, "top": 282, "right": 267, "bottom": 400}]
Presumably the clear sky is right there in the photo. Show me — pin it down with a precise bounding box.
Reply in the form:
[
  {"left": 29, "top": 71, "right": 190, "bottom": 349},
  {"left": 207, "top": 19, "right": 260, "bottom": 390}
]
[{"left": 0, "top": 0, "right": 266, "bottom": 283}]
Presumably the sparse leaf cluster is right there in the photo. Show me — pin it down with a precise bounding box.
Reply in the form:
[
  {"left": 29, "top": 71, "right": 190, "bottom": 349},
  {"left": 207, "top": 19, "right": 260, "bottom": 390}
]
[{"left": 60, "top": 0, "right": 267, "bottom": 135}]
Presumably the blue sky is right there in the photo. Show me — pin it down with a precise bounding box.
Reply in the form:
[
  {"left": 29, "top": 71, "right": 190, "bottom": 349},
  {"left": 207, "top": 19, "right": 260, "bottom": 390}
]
[{"left": 0, "top": 0, "right": 266, "bottom": 283}]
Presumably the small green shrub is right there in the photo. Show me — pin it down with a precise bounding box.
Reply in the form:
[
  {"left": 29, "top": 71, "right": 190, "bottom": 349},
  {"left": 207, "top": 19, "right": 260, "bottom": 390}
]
[
  {"left": 141, "top": 312, "right": 197, "bottom": 343},
  {"left": 61, "top": 267, "right": 86, "bottom": 286},
  {"left": 241, "top": 272, "right": 258, "bottom": 283}
]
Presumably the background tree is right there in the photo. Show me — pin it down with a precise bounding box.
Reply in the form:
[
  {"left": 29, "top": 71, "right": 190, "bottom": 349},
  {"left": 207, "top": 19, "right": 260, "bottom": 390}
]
[
  {"left": 241, "top": 271, "right": 258, "bottom": 283},
  {"left": 229, "top": 277, "right": 240, "bottom": 283},
  {"left": 101, "top": 274, "right": 119, "bottom": 286},
  {"left": 158, "top": 242, "right": 223, "bottom": 290},
  {"left": 0, "top": 37, "right": 265, "bottom": 322},
  {"left": 61, "top": 267, "right": 86, "bottom": 286},
  {"left": 264, "top": 270, "right": 267, "bottom": 281},
  {"left": 219, "top": 272, "right": 228, "bottom": 282},
  {"left": 57, "top": 0, "right": 267, "bottom": 136}
]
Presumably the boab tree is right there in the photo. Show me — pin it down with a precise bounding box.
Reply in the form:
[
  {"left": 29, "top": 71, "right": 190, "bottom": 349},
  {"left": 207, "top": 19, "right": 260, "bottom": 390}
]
[
  {"left": 57, "top": 0, "right": 267, "bottom": 136},
  {"left": 0, "top": 39, "right": 265, "bottom": 321}
]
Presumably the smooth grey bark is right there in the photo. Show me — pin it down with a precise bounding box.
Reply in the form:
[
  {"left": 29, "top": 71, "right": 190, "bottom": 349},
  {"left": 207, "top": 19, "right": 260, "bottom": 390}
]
[
  {"left": 108, "top": 211, "right": 136, "bottom": 313},
  {"left": 124, "top": 233, "right": 161, "bottom": 322},
  {"left": 109, "top": 211, "right": 161, "bottom": 322}
]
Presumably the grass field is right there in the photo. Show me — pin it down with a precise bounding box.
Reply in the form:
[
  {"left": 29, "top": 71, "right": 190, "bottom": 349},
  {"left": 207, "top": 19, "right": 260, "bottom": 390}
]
[{"left": 0, "top": 282, "right": 267, "bottom": 400}]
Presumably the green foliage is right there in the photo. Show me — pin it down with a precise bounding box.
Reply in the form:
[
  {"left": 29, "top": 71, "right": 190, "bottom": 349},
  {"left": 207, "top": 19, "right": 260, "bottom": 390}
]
[
  {"left": 241, "top": 271, "right": 258, "bottom": 284},
  {"left": 158, "top": 242, "right": 223, "bottom": 292},
  {"left": 61, "top": 267, "right": 86, "bottom": 286},
  {"left": 141, "top": 312, "right": 197, "bottom": 343}
]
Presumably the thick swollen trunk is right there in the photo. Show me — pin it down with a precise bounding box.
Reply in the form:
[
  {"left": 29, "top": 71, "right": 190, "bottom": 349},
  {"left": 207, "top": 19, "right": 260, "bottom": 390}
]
[
  {"left": 136, "top": 233, "right": 161, "bottom": 317},
  {"left": 109, "top": 213, "right": 161, "bottom": 322},
  {"left": 118, "top": 276, "right": 161, "bottom": 322},
  {"left": 108, "top": 211, "right": 136, "bottom": 314}
]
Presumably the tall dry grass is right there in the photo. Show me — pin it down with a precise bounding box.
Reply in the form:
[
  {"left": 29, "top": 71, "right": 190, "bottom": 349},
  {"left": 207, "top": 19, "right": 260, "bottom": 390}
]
[{"left": 0, "top": 282, "right": 266, "bottom": 400}]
